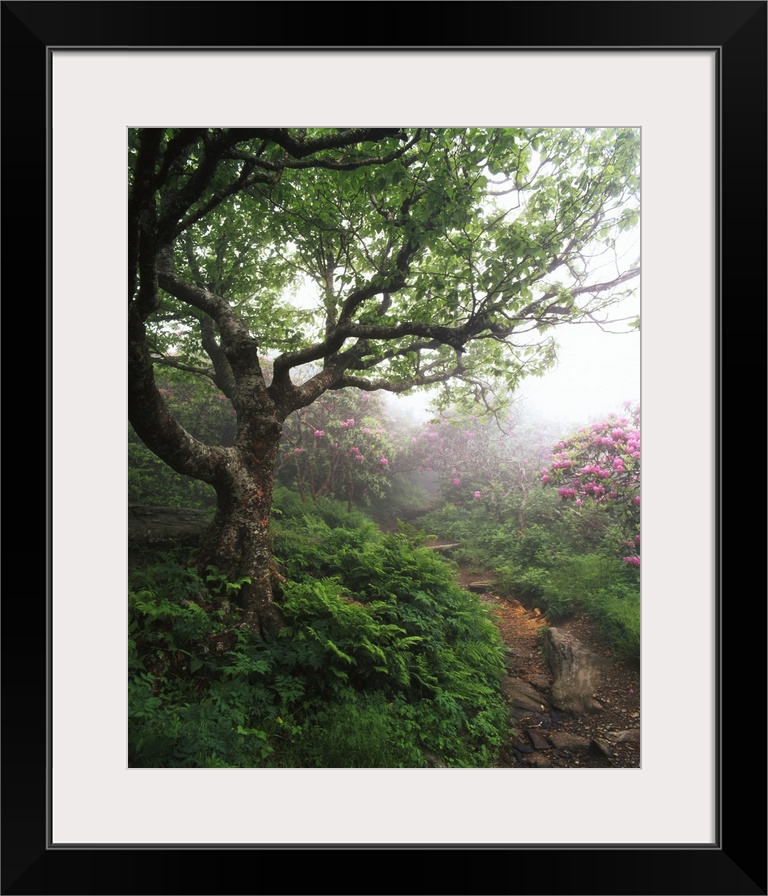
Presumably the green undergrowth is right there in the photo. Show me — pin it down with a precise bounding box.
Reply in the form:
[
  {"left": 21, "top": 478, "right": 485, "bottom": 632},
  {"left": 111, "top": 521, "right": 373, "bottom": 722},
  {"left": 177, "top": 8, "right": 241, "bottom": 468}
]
[{"left": 129, "top": 488, "right": 509, "bottom": 768}]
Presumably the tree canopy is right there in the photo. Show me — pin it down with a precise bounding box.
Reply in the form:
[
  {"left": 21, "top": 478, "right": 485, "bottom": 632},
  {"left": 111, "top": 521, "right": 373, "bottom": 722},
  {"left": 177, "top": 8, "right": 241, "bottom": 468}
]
[
  {"left": 128, "top": 126, "right": 640, "bottom": 630},
  {"left": 130, "top": 127, "right": 638, "bottom": 409}
]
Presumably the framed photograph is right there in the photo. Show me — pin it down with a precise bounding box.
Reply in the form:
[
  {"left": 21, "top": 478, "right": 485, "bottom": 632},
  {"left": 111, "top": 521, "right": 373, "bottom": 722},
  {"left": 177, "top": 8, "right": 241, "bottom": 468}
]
[{"left": 6, "top": 2, "right": 764, "bottom": 893}]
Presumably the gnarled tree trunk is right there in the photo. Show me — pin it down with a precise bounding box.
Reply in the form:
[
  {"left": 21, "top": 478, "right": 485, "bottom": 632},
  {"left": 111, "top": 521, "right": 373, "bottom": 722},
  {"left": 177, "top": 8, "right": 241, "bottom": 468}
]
[
  {"left": 197, "top": 437, "right": 284, "bottom": 635},
  {"left": 129, "top": 298, "right": 289, "bottom": 636}
]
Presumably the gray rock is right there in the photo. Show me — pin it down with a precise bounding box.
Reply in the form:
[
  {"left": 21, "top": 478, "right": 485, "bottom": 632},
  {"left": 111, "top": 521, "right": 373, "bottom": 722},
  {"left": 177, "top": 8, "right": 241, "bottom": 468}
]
[
  {"left": 526, "top": 728, "right": 550, "bottom": 751},
  {"left": 542, "top": 627, "right": 606, "bottom": 714},
  {"left": 502, "top": 678, "right": 548, "bottom": 714},
  {"left": 610, "top": 728, "right": 641, "bottom": 744},
  {"left": 549, "top": 731, "right": 591, "bottom": 753},
  {"left": 529, "top": 673, "right": 552, "bottom": 691},
  {"left": 524, "top": 753, "right": 553, "bottom": 768},
  {"left": 591, "top": 738, "right": 615, "bottom": 758}
]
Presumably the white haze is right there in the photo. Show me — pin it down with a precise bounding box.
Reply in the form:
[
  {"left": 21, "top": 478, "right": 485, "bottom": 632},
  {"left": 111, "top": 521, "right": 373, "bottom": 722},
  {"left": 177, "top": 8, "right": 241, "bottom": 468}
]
[
  {"left": 517, "top": 321, "right": 640, "bottom": 429},
  {"left": 390, "top": 314, "right": 640, "bottom": 434}
]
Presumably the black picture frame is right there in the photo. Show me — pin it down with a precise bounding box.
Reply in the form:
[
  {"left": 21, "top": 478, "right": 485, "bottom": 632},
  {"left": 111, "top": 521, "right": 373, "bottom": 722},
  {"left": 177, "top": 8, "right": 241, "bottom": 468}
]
[{"left": 4, "top": 2, "right": 765, "bottom": 894}]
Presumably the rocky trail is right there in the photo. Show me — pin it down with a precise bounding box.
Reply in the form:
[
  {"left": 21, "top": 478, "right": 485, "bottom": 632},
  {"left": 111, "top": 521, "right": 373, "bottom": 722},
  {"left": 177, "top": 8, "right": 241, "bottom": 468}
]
[{"left": 454, "top": 559, "right": 641, "bottom": 769}]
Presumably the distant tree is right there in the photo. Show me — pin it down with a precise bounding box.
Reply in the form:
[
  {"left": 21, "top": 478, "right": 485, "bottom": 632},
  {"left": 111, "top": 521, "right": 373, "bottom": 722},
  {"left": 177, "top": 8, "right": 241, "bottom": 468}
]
[{"left": 128, "top": 127, "right": 639, "bottom": 632}]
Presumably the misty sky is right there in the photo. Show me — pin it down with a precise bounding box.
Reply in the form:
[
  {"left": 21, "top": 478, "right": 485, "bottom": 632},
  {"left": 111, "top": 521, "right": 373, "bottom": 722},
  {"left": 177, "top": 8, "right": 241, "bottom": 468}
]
[
  {"left": 391, "top": 315, "right": 640, "bottom": 432},
  {"left": 515, "top": 318, "right": 640, "bottom": 428}
]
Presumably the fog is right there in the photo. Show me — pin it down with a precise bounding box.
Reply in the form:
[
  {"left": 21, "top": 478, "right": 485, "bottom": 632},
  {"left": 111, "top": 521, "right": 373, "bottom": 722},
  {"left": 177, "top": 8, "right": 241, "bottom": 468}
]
[
  {"left": 389, "top": 317, "right": 640, "bottom": 434},
  {"left": 515, "top": 320, "right": 640, "bottom": 429}
]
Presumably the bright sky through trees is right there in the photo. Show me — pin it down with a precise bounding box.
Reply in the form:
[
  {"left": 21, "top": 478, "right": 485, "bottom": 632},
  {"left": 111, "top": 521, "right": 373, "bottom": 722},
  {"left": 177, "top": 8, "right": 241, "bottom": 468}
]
[
  {"left": 390, "top": 295, "right": 640, "bottom": 429},
  {"left": 390, "top": 220, "right": 640, "bottom": 429}
]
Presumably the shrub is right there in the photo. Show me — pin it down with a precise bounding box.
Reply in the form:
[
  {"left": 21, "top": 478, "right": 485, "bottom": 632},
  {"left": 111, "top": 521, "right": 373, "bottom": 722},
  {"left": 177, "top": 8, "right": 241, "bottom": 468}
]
[{"left": 129, "top": 494, "right": 510, "bottom": 768}]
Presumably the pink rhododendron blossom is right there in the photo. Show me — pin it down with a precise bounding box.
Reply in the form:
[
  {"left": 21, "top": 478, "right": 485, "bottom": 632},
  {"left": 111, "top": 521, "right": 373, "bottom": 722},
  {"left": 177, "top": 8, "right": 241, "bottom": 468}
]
[
  {"left": 543, "top": 406, "right": 640, "bottom": 562},
  {"left": 622, "top": 555, "right": 641, "bottom": 566},
  {"left": 453, "top": 478, "right": 461, "bottom": 485},
  {"left": 314, "top": 430, "right": 325, "bottom": 438},
  {"left": 380, "top": 457, "right": 388, "bottom": 466},
  {"left": 473, "top": 491, "right": 482, "bottom": 499}
]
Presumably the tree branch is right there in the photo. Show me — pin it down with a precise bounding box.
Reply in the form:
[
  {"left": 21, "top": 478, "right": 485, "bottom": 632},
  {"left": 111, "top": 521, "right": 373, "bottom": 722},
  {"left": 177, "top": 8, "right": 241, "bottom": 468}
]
[{"left": 128, "top": 303, "right": 229, "bottom": 482}]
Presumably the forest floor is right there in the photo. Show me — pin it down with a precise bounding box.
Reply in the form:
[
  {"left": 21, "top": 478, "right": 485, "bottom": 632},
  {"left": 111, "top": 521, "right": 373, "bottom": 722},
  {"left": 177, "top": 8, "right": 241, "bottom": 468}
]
[{"left": 453, "top": 559, "right": 642, "bottom": 769}]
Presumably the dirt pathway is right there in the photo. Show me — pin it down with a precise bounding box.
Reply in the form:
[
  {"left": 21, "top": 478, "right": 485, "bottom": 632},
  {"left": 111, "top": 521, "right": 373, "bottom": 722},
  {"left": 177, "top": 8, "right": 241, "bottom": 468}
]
[{"left": 456, "top": 562, "right": 641, "bottom": 769}]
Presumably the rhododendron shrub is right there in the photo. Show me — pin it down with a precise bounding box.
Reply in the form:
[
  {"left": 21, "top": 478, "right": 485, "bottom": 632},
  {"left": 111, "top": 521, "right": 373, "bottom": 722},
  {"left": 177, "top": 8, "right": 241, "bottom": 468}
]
[
  {"left": 275, "top": 390, "right": 398, "bottom": 510},
  {"left": 402, "top": 408, "right": 557, "bottom": 523},
  {"left": 543, "top": 403, "right": 640, "bottom": 565}
]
